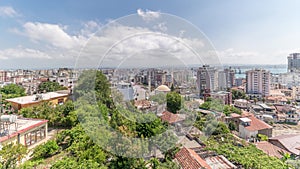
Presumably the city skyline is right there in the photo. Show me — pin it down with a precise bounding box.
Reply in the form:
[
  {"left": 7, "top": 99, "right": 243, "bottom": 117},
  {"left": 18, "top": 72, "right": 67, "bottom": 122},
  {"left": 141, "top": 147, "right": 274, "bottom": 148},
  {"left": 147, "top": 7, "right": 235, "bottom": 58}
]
[{"left": 1, "top": 1, "right": 300, "bottom": 68}]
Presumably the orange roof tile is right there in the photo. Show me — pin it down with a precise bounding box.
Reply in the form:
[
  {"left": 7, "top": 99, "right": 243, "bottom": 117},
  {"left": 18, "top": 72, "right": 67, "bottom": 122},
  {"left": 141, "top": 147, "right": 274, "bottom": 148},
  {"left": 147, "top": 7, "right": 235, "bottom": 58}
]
[
  {"left": 160, "top": 111, "right": 181, "bottom": 124},
  {"left": 175, "top": 147, "right": 212, "bottom": 169},
  {"left": 256, "top": 141, "right": 289, "bottom": 158},
  {"left": 245, "top": 116, "right": 272, "bottom": 131}
]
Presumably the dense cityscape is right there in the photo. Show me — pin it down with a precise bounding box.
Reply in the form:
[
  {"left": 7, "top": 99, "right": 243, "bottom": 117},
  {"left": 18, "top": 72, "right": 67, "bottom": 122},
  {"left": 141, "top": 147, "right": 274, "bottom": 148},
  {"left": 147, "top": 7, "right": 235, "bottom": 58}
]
[
  {"left": 2, "top": 1, "right": 300, "bottom": 169},
  {"left": 0, "top": 53, "right": 299, "bottom": 168}
]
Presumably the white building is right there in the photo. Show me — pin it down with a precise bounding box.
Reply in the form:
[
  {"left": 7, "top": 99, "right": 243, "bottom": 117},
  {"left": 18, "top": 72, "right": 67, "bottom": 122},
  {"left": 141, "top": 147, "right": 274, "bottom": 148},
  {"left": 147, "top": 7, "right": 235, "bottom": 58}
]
[
  {"left": 116, "top": 82, "right": 134, "bottom": 101},
  {"left": 239, "top": 116, "right": 273, "bottom": 140},
  {"left": 196, "top": 65, "right": 218, "bottom": 96},
  {"left": 246, "top": 69, "right": 270, "bottom": 96},
  {"left": 276, "top": 73, "right": 300, "bottom": 88}
]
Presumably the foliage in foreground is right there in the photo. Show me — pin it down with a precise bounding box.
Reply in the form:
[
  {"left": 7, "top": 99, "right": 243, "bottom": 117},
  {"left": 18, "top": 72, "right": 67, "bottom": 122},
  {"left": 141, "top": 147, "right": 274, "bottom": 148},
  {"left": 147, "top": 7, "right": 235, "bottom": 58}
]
[
  {"left": 18, "top": 100, "right": 78, "bottom": 127},
  {"left": 0, "top": 143, "right": 27, "bottom": 169},
  {"left": 205, "top": 135, "right": 291, "bottom": 169},
  {"left": 18, "top": 70, "right": 179, "bottom": 169}
]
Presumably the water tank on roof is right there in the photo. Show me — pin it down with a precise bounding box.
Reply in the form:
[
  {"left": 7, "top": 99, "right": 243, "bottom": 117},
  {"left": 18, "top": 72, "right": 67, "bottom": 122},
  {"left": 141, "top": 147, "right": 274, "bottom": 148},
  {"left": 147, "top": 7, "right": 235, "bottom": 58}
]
[
  {"left": 0, "top": 115, "right": 10, "bottom": 122},
  {"left": 10, "top": 115, "right": 17, "bottom": 123},
  {"left": 0, "top": 115, "right": 17, "bottom": 123}
]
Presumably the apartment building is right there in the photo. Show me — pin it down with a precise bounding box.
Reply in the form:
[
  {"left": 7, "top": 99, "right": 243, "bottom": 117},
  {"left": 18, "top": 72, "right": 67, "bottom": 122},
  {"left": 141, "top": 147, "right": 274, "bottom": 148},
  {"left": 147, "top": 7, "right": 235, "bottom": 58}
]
[{"left": 246, "top": 69, "right": 270, "bottom": 97}]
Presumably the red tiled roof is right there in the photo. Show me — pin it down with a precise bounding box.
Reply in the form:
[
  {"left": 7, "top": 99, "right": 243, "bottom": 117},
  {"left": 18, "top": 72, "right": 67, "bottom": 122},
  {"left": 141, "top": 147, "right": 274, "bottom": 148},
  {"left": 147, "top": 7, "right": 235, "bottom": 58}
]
[
  {"left": 245, "top": 116, "right": 272, "bottom": 131},
  {"left": 269, "top": 134, "right": 300, "bottom": 155},
  {"left": 160, "top": 111, "right": 181, "bottom": 124},
  {"left": 256, "top": 141, "right": 289, "bottom": 158},
  {"left": 134, "top": 100, "right": 151, "bottom": 109},
  {"left": 175, "top": 147, "right": 212, "bottom": 169}
]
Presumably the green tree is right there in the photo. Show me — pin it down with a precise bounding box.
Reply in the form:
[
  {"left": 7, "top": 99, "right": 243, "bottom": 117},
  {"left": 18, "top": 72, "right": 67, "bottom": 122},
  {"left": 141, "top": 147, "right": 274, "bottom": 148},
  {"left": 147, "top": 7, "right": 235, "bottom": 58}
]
[
  {"left": 136, "top": 114, "right": 166, "bottom": 138},
  {"left": 166, "top": 92, "right": 181, "bottom": 113},
  {"left": 109, "top": 156, "right": 146, "bottom": 169},
  {"left": 223, "top": 105, "right": 242, "bottom": 116},
  {"left": 0, "top": 84, "right": 26, "bottom": 105},
  {"left": 32, "top": 140, "right": 60, "bottom": 160},
  {"left": 149, "top": 93, "right": 166, "bottom": 105},
  {"left": 170, "top": 84, "right": 175, "bottom": 92},
  {"left": 212, "top": 122, "right": 230, "bottom": 135},
  {"left": 38, "top": 81, "right": 67, "bottom": 93},
  {"left": 51, "top": 157, "right": 107, "bottom": 169},
  {"left": 0, "top": 143, "right": 27, "bottom": 169},
  {"left": 228, "top": 121, "right": 236, "bottom": 131},
  {"left": 0, "top": 84, "right": 26, "bottom": 96},
  {"left": 74, "top": 70, "right": 112, "bottom": 107},
  {"left": 231, "top": 89, "right": 246, "bottom": 100},
  {"left": 199, "top": 102, "right": 210, "bottom": 110}
]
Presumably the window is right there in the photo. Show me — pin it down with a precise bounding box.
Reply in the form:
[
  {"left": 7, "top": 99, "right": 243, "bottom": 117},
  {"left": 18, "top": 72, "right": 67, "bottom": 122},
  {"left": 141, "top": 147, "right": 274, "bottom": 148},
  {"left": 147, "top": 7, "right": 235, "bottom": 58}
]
[{"left": 24, "top": 126, "right": 46, "bottom": 146}]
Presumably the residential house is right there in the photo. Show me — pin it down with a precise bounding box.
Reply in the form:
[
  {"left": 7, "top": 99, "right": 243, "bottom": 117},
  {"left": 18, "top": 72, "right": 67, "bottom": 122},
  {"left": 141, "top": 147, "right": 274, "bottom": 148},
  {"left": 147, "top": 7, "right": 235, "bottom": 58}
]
[
  {"left": 274, "top": 104, "right": 300, "bottom": 124},
  {"left": 175, "top": 147, "right": 212, "bottom": 169},
  {"left": 239, "top": 115, "right": 273, "bottom": 140},
  {"left": 269, "top": 134, "right": 300, "bottom": 156},
  {"left": 0, "top": 116, "right": 48, "bottom": 147},
  {"left": 160, "top": 111, "right": 184, "bottom": 124},
  {"left": 256, "top": 141, "right": 289, "bottom": 158},
  {"left": 6, "top": 92, "right": 69, "bottom": 111}
]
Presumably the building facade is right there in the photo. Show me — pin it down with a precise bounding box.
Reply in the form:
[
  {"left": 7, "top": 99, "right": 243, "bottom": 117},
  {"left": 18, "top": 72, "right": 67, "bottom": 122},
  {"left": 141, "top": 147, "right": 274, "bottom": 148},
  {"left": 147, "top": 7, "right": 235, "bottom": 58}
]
[
  {"left": 218, "top": 68, "right": 235, "bottom": 90},
  {"left": 288, "top": 53, "right": 300, "bottom": 72},
  {"left": 210, "top": 91, "right": 232, "bottom": 105},
  {"left": 0, "top": 118, "right": 48, "bottom": 147},
  {"left": 6, "top": 92, "right": 69, "bottom": 111},
  {"left": 246, "top": 69, "right": 270, "bottom": 97},
  {"left": 196, "top": 65, "right": 218, "bottom": 97}
]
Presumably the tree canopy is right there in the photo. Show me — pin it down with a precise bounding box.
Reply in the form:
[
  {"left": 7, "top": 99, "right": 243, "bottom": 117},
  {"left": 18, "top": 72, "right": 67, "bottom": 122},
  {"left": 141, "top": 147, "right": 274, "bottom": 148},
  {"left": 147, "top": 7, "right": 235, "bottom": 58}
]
[
  {"left": 166, "top": 92, "right": 181, "bottom": 113},
  {"left": 38, "top": 81, "right": 67, "bottom": 93},
  {"left": 0, "top": 84, "right": 26, "bottom": 100},
  {"left": 231, "top": 89, "right": 246, "bottom": 100}
]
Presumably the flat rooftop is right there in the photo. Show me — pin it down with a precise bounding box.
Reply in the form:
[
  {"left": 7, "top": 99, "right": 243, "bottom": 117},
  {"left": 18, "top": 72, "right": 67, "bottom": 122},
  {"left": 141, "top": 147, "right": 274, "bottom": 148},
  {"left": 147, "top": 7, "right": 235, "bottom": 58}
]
[
  {"left": 240, "top": 117, "right": 252, "bottom": 123},
  {"left": 0, "top": 118, "right": 47, "bottom": 142},
  {"left": 6, "top": 92, "right": 68, "bottom": 105},
  {"left": 259, "top": 103, "right": 274, "bottom": 110}
]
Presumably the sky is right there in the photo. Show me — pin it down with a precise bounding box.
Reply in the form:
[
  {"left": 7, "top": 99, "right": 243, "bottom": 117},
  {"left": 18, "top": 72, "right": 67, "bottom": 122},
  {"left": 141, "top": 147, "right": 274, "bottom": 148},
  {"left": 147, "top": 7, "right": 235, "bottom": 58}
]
[{"left": 1, "top": 0, "right": 300, "bottom": 69}]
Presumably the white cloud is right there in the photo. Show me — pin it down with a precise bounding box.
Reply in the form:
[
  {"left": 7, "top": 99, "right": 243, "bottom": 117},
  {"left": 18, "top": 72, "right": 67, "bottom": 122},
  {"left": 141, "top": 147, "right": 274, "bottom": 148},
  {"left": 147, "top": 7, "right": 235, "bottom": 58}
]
[
  {"left": 80, "top": 20, "right": 102, "bottom": 37},
  {"left": 153, "top": 22, "right": 167, "bottom": 32},
  {"left": 0, "top": 47, "right": 51, "bottom": 60},
  {"left": 17, "top": 22, "right": 84, "bottom": 49},
  {"left": 217, "top": 48, "right": 262, "bottom": 64},
  {"left": 137, "top": 9, "right": 160, "bottom": 21},
  {"left": 217, "top": 48, "right": 288, "bottom": 65},
  {"left": 0, "top": 6, "right": 19, "bottom": 17},
  {"left": 8, "top": 18, "right": 215, "bottom": 68},
  {"left": 218, "top": 48, "right": 260, "bottom": 58},
  {"left": 77, "top": 24, "right": 210, "bottom": 68}
]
